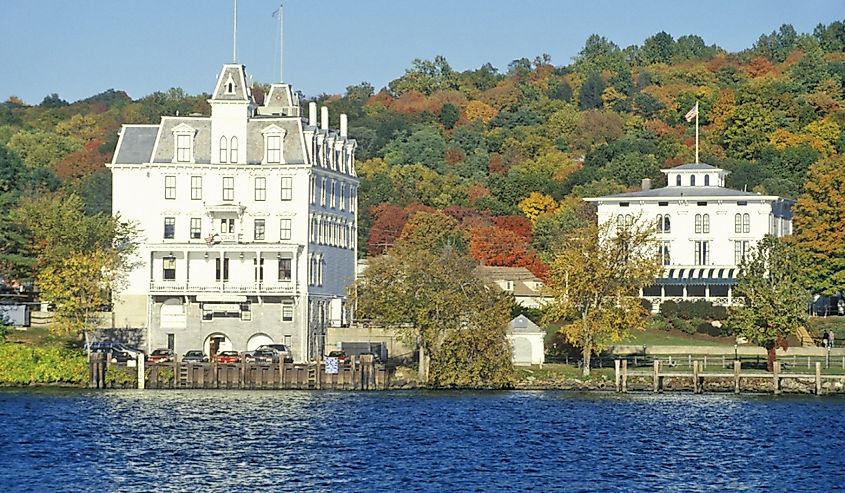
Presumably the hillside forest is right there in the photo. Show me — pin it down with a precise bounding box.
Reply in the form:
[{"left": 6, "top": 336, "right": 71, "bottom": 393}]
[{"left": 2, "top": 22, "right": 845, "bottom": 296}]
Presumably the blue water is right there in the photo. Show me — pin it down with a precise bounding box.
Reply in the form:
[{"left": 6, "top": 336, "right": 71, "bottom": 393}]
[{"left": 2, "top": 390, "right": 844, "bottom": 492}]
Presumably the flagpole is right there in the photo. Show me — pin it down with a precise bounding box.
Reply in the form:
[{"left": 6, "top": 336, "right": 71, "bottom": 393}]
[
  {"left": 233, "top": 0, "right": 238, "bottom": 63},
  {"left": 695, "top": 101, "right": 699, "bottom": 164},
  {"left": 280, "top": 3, "right": 284, "bottom": 82}
]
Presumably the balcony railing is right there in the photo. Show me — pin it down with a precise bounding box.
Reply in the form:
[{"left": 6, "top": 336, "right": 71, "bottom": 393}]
[{"left": 149, "top": 281, "right": 297, "bottom": 295}]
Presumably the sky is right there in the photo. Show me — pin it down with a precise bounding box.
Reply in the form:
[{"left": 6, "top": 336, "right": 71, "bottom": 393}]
[{"left": 1, "top": 0, "right": 842, "bottom": 105}]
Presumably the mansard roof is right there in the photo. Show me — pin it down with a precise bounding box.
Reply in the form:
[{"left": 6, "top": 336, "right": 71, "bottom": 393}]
[
  {"left": 663, "top": 162, "right": 720, "bottom": 172},
  {"left": 586, "top": 186, "right": 773, "bottom": 200},
  {"left": 211, "top": 64, "right": 251, "bottom": 102},
  {"left": 113, "top": 125, "right": 158, "bottom": 164}
]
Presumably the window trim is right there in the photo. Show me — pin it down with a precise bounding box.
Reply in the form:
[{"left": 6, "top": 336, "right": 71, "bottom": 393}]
[
  {"left": 190, "top": 217, "right": 201, "bottom": 240},
  {"left": 190, "top": 176, "right": 202, "bottom": 200},
  {"left": 219, "top": 136, "right": 228, "bottom": 163},
  {"left": 230, "top": 136, "right": 238, "bottom": 163},
  {"left": 262, "top": 125, "right": 286, "bottom": 164},
  {"left": 171, "top": 123, "right": 196, "bottom": 163},
  {"left": 222, "top": 176, "right": 234, "bottom": 201},
  {"left": 254, "top": 177, "right": 266, "bottom": 202},
  {"left": 280, "top": 218, "right": 292, "bottom": 241},
  {"left": 254, "top": 219, "right": 266, "bottom": 241},
  {"left": 164, "top": 175, "right": 176, "bottom": 200},
  {"left": 164, "top": 217, "right": 175, "bottom": 240},
  {"left": 281, "top": 176, "right": 292, "bottom": 201},
  {"left": 163, "top": 256, "right": 176, "bottom": 281}
]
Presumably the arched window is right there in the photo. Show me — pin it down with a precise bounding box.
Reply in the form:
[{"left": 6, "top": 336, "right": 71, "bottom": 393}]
[
  {"left": 695, "top": 214, "right": 702, "bottom": 234},
  {"left": 625, "top": 214, "right": 633, "bottom": 227},
  {"left": 743, "top": 213, "right": 750, "bottom": 233},
  {"left": 227, "top": 82, "right": 233, "bottom": 93},
  {"left": 703, "top": 214, "right": 710, "bottom": 233},
  {"left": 704, "top": 175, "right": 710, "bottom": 186},
  {"left": 219, "top": 137, "right": 227, "bottom": 163},
  {"left": 230, "top": 137, "right": 238, "bottom": 163},
  {"left": 617, "top": 215, "right": 625, "bottom": 232},
  {"left": 691, "top": 175, "right": 696, "bottom": 186},
  {"left": 735, "top": 213, "right": 742, "bottom": 233},
  {"left": 676, "top": 175, "right": 681, "bottom": 186},
  {"left": 663, "top": 215, "right": 671, "bottom": 233},
  {"left": 656, "top": 214, "right": 663, "bottom": 232}
]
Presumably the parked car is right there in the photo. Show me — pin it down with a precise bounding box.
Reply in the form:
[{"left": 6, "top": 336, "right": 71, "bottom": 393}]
[
  {"left": 147, "top": 348, "right": 174, "bottom": 364},
  {"left": 327, "top": 350, "right": 350, "bottom": 365},
  {"left": 249, "top": 349, "right": 277, "bottom": 365},
  {"left": 182, "top": 350, "right": 208, "bottom": 363},
  {"left": 217, "top": 351, "right": 241, "bottom": 364},
  {"left": 89, "top": 342, "right": 144, "bottom": 362},
  {"left": 256, "top": 344, "right": 293, "bottom": 363}
]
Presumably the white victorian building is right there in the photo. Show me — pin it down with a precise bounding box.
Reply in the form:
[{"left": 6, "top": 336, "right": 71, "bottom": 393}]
[
  {"left": 107, "top": 63, "right": 358, "bottom": 362},
  {"left": 585, "top": 163, "right": 792, "bottom": 307}
]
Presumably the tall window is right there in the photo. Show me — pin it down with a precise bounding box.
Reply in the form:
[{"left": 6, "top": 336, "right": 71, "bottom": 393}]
[
  {"left": 219, "top": 137, "right": 228, "bottom": 163},
  {"left": 164, "top": 176, "right": 176, "bottom": 199},
  {"left": 694, "top": 240, "right": 710, "bottom": 265},
  {"left": 281, "top": 176, "right": 292, "bottom": 201},
  {"left": 340, "top": 183, "right": 347, "bottom": 211},
  {"left": 320, "top": 178, "right": 327, "bottom": 206},
  {"left": 215, "top": 257, "right": 229, "bottom": 282},
  {"left": 254, "top": 177, "right": 266, "bottom": 201},
  {"left": 735, "top": 240, "right": 750, "bottom": 264},
  {"left": 702, "top": 214, "right": 710, "bottom": 233},
  {"left": 164, "top": 217, "right": 175, "bottom": 239},
  {"left": 742, "top": 213, "right": 750, "bottom": 233},
  {"left": 190, "top": 176, "right": 202, "bottom": 200},
  {"left": 280, "top": 218, "right": 291, "bottom": 240},
  {"left": 254, "top": 258, "right": 264, "bottom": 282},
  {"left": 735, "top": 213, "right": 742, "bottom": 234},
  {"left": 656, "top": 214, "right": 671, "bottom": 233},
  {"left": 163, "top": 256, "right": 176, "bottom": 280},
  {"left": 704, "top": 175, "right": 710, "bottom": 186},
  {"left": 190, "top": 218, "right": 201, "bottom": 239},
  {"left": 223, "top": 177, "right": 234, "bottom": 201},
  {"left": 330, "top": 180, "right": 336, "bottom": 208},
  {"left": 254, "top": 219, "right": 265, "bottom": 241},
  {"left": 220, "top": 218, "right": 234, "bottom": 234},
  {"left": 176, "top": 135, "right": 191, "bottom": 162},
  {"left": 695, "top": 214, "right": 702, "bottom": 234},
  {"left": 229, "top": 137, "right": 238, "bottom": 163},
  {"left": 691, "top": 175, "right": 696, "bottom": 186},
  {"left": 310, "top": 176, "right": 316, "bottom": 204},
  {"left": 676, "top": 175, "right": 681, "bottom": 186},
  {"left": 278, "top": 258, "right": 292, "bottom": 281},
  {"left": 267, "top": 135, "right": 281, "bottom": 163},
  {"left": 660, "top": 242, "right": 671, "bottom": 266}
]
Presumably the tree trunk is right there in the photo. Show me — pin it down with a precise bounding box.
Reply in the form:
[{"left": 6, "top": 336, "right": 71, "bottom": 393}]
[
  {"left": 582, "top": 344, "right": 592, "bottom": 377},
  {"left": 766, "top": 344, "right": 776, "bottom": 373},
  {"left": 83, "top": 330, "right": 92, "bottom": 362},
  {"left": 418, "top": 345, "right": 428, "bottom": 384}
]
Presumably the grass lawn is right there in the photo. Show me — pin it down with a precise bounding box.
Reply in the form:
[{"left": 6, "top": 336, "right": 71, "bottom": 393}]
[
  {"left": 515, "top": 363, "right": 616, "bottom": 382},
  {"left": 621, "top": 329, "right": 735, "bottom": 347},
  {"left": 4, "top": 326, "right": 77, "bottom": 347}
]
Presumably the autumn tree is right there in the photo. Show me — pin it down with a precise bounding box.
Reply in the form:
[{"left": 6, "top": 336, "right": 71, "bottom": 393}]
[
  {"left": 791, "top": 155, "right": 845, "bottom": 294},
  {"left": 518, "top": 192, "right": 558, "bottom": 223},
  {"left": 543, "top": 220, "right": 662, "bottom": 375},
  {"left": 727, "top": 236, "right": 809, "bottom": 371}
]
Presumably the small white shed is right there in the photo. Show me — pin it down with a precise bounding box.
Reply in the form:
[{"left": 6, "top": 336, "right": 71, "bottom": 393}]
[{"left": 508, "top": 315, "right": 545, "bottom": 366}]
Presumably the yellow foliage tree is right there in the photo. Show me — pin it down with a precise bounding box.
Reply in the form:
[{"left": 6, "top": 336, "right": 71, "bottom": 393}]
[
  {"left": 463, "top": 100, "right": 498, "bottom": 124},
  {"left": 543, "top": 220, "right": 662, "bottom": 376},
  {"left": 801, "top": 118, "right": 841, "bottom": 156},
  {"left": 518, "top": 192, "right": 558, "bottom": 223}
]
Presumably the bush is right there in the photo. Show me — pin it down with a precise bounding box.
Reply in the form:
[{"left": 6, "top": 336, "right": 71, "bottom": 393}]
[
  {"left": 696, "top": 322, "right": 724, "bottom": 337},
  {"left": 659, "top": 300, "right": 726, "bottom": 321},
  {"left": 0, "top": 343, "right": 88, "bottom": 385}
]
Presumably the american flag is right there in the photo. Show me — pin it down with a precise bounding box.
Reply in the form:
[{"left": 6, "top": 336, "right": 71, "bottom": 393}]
[{"left": 684, "top": 102, "right": 699, "bottom": 122}]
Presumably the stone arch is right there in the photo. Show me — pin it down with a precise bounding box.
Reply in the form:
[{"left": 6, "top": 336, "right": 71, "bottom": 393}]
[
  {"left": 247, "top": 333, "right": 274, "bottom": 351},
  {"left": 203, "top": 332, "right": 232, "bottom": 358}
]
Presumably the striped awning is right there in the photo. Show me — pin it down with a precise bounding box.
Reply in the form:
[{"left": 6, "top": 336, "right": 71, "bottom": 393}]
[{"left": 655, "top": 267, "right": 737, "bottom": 286}]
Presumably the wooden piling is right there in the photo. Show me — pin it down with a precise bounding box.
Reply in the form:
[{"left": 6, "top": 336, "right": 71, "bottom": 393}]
[
  {"left": 621, "top": 359, "right": 628, "bottom": 393},
  {"left": 773, "top": 361, "right": 781, "bottom": 395},
  {"left": 815, "top": 362, "right": 822, "bottom": 395},
  {"left": 693, "top": 360, "right": 700, "bottom": 394},
  {"left": 614, "top": 359, "right": 621, "bottom": 392},
  {"left": 734, "top": 360, "right": 741, "bottom": 394},
  {"left": 653, "top": 360, "right": 660, "bottom": 393},
  {"left": 137, "top": 356, "right": 145, "bottom": 390}
]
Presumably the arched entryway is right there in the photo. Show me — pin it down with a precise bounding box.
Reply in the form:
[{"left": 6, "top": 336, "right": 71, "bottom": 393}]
[
  {"left": 247, "top": 333, "right": 273, "bottom": 351},
  {"left": 203, "top": 333, "right": 232, "bottom": 359}
]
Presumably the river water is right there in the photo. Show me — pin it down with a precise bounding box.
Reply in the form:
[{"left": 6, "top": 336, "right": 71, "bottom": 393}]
[{"left": 2, "top": 389, "right": 844, "bottom": 492}]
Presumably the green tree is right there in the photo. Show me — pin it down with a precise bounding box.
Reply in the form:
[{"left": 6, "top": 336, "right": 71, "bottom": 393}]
[
  {"left": 579, "top": 72, "right": 606, "bottom": 110},
  {"left": 439, "top": 103, "right": 460, "bottom": 129},
  {"left": 727, "top": 236, "right": 809, "bottom": 371},
  {"left": 639, "top": 31, "right": 675, "bottom": 65},
  {"left": 543, "top": 219, "right": 662, "bottom": 375},
  {"left": 352, "top": 222, "right": 513, "bottom": 386}
]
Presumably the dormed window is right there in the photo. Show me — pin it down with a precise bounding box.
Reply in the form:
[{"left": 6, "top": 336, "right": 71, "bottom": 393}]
[
  {"left": 219, "top": 137, "right": 228, "bottom": 163},
  {"left": 262, "top": 125, "right": 286, "bottom": 164},
  {"left": 171, "top": 123, "right": 196, "bottom": 163}
]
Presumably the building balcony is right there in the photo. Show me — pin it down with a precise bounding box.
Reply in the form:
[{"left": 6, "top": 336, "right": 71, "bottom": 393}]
[{"left": 149, "top": 281, "right": 298, "bottom": 295}]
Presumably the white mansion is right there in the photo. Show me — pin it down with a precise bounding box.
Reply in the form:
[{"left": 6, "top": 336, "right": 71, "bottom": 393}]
[
  {"left": 107, "top": 63, "right": 358, "bottom": 362},
  {"left": 585, "top": 163, "right": 792, "bottom": 307}
]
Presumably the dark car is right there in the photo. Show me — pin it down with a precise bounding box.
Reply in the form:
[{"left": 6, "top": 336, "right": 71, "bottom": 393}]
[
  {"left": 147, "top": 348, "right": 174, "bottom": 364},
  {"left": 182, "top": 350, "right": 208, "bottom": 363},
  {"left": 89, "top": 342, "right": 143, "bottom": 362},
  {"left": 256, "top": 344, "right": 293, "bottom": 363},
  {"left": 249, "top": 349, "right": 277, "bottom": 365},
  {"left": 217, "top": 351, "right": 240, "bottom": 364}
]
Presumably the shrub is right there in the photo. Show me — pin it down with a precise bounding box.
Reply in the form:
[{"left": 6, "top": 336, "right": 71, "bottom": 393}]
[
  {"left": 696, "top": 322, "right": 724, "bottom": 337},
  {"left": 659, "top": 300, "right": 726, "bottom": 321},
  {"left": 0, "top": 343, "right": 87, "bottom": 385}
]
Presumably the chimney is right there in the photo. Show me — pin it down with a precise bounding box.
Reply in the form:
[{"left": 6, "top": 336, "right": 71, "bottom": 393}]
[
  {"left": 321, "top": 106, "right": 329, "bottom": 130},
  {"left": 641, "top": 178, "right": 651, "bottom": 191},
  {"left": 309, "top": 102, "right": 317, "bottom": 127},
  {"left": 340, "top": 114, "right": 348, "bottom": 138}
]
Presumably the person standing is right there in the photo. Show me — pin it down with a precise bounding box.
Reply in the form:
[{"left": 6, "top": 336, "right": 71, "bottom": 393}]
[
  {"left": 829, "top": 331, "right": 835, "bottom": 349},
  {"left": 822, "top": 331, "right": 829, "bottom": 348}
]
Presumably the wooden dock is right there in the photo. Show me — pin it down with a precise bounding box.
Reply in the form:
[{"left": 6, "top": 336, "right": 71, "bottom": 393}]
[
  {"left": 614, "top": 359, "right": 841, "bottom": 395},
  {"left": 89, "top": 353, "right": 390, "bottom": 391}
]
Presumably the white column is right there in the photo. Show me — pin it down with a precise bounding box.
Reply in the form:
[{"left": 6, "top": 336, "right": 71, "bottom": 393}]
[{"left": 321, "top": 106, "right": 329, "bottom": 130}]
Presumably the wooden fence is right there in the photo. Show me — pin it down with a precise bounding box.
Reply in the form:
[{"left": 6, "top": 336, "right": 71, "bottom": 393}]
[
  {"left": 614, "top": 359, "right": 843, "bottom": 395},
  {"left": 89, "top": 353, "right": 390, "bottom": 391}
]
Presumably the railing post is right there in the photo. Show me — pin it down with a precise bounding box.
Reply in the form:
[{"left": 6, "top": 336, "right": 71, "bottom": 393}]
[
  {"left": 653, "top": 360, "right": 660, "bottom": 393},
  {"left": 815, "top": 362, "right": 822, "bottom": 395},
  {"left": 614, "top": 359, "right": 621, "bottom": 392}
]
